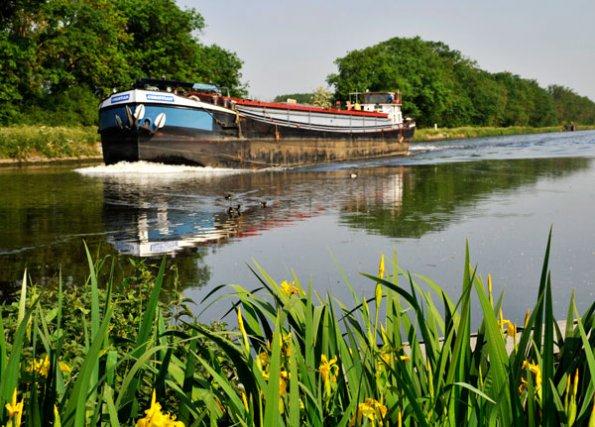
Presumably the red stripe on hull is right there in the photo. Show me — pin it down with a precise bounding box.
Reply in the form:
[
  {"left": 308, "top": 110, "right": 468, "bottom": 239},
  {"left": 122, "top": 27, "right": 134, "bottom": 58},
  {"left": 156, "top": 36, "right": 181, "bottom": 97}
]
[{"left": 233, "top": 99, "right": 388, "bottom": 118}]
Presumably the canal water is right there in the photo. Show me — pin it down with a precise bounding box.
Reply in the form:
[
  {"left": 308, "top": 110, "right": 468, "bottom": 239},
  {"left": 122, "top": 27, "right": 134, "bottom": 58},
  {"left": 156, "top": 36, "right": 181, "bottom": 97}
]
[{"left": 1, "top": 131, "right": 594, "bottom": 323}]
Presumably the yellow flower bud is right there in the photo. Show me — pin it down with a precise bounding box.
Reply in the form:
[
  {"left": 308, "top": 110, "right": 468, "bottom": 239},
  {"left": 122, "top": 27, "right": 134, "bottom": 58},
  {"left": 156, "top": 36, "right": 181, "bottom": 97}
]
[
  {"left": 375, "top": 284, "right": 382, "bottom": 310},
  {"left": 524, "top": 309, "right": 531, "bottom": 328},
  {"left": 378, "top": 254, "right": 385, "bottom": 280},
  {"left": 54, "top": 405, "right": 61, "bottom": 425},
  {"left": 506, "top": 321, "right": 517, "bottom": 338},
  {"left": 237, "top": 307, "right": 250, "bottom": 354},
  {"left": 487, "top": 274, "right": 493, "bottom": 304},
  {"left": 241, "top": 391, "right": 249, "bottom": 411}
]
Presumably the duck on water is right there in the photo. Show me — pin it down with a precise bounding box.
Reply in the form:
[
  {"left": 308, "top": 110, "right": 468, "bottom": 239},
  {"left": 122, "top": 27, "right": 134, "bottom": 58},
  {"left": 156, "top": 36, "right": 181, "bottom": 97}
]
[{"left": 98, "top": 79, "right": 416, "bottom": 168}]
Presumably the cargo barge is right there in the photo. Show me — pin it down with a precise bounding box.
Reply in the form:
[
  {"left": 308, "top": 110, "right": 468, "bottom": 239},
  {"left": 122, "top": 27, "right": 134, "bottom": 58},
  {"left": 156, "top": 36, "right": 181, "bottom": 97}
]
[{"left": 98, "top": 79, "right": 415, "bottom": 167}]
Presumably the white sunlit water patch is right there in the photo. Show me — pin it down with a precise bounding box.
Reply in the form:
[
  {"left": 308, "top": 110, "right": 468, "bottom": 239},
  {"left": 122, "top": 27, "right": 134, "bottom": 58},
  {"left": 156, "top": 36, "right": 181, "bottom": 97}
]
[
  {"left": 409, "top": 144, "right": 442, "bottom": 152},
  {"left": 74, "top": 161, "right": 267, "bottom": 184},
  {"left": 76, "top": 161, "right": 246, "bottom": 176}
]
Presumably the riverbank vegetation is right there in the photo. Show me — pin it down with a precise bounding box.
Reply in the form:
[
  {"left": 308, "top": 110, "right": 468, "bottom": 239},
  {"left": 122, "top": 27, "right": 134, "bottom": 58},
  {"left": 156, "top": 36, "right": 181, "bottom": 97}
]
[
  {"left": 0, "top": 238, "right": 593, "bottom": 425},
  {"left": 329, "top": 37, "right": 595, "bottom": 128},
  {"left": 0, "top": 125, "right": 99, "bottom": 161},
  {"left": 414, "top": 125, "right": 595, "bottom": 142}
]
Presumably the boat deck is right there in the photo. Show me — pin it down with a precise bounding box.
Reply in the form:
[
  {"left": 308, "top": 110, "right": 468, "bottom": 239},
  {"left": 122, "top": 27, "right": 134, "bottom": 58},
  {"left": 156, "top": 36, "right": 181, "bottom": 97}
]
[{"left": 232, "top": 99, "right": 390, "bottom": 118}]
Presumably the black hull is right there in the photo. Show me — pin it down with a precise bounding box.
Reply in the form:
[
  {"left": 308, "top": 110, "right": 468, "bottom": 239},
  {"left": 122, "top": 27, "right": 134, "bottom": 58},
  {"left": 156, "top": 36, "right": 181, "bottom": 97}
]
[{"left": 101, "top": 128, "right": 413, "bottom": 169}]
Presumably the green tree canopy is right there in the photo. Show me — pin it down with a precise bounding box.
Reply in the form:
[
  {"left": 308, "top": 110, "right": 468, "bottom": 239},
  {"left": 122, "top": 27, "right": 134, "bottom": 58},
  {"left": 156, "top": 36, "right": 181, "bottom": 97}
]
[
  {"left": 0, "top": 0, "right": 246, "bottom": 125},
  {"left": 328, "top": 36, "right": 594, "bottom": 127},
  {"left": 548, "top": 85, "right": 595, "bottom": 125},
  {"left": 273, "top": 93, "right": 314, "bottom": 104}
]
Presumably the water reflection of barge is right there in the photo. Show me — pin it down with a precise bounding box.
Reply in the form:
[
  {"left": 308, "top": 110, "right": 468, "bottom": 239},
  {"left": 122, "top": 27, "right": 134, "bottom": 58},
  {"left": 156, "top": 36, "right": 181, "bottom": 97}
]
[
  {"left": 98, "top": 79, "right": 415, "bottom": 168},
  {"left": 102, "top": 185, "right": 324, "bottom": 257},
  {"left": 101, "top": 168, "right": 397, "bottom": 257}
]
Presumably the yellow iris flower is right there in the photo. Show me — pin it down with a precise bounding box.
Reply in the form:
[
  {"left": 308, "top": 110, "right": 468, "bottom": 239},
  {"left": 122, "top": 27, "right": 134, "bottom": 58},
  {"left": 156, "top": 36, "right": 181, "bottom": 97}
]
[
  {"left": 281, "top": 332, "right": 293, "bottom": 357},
  {"left": 280, "top": 280, "right": 304, "bottom": 297},
  {"left": 58, "top": 361, "right": 72, "bottom": 374},
  {"left": 319, "top": 354, "right": 339, "bottom": 400},
  {"left": 350, "top": 398, "right": 387, "bottom": 426},
  {"left": 257, "top": 351, "right": 269, "bottom": 370},
  {"left": 136, "top": 390, "right": 184, "bottom": 427},
  {"left": 521, "top": 360, "right": 542, "bottom": 393},
  {"left": 28, "top": 355, "right": 50, "bottom": 377},
  {"left": 279, "top": 370, "right": 289, "bottom": 397},
  {"left": 5, "top": 389, "right": 24, "bottom": 427},
  {"left": 498, "top": 311, "right": 517, "bottom": 338}
]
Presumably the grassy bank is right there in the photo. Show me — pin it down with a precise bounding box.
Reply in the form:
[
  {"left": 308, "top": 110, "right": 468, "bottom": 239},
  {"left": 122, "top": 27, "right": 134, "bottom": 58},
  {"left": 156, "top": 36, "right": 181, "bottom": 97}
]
[
  {"left": 414, "top": 125, "right": 595, "bottom": 142},
  {"left": 0, "top": 125, "right": 100, "bottom": 162},
  {"left": 0, "top": 238, "right": 593, "bottom": 426}
]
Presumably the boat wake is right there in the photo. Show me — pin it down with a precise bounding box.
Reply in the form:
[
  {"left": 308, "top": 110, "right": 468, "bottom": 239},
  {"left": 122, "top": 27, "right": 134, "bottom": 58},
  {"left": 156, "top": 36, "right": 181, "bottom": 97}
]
[
  {"left": 409, "top": 144, "right": 443, "bottom": 152},
  {"left": 75, "top": 161, "right": 251, "bottom": 181}
]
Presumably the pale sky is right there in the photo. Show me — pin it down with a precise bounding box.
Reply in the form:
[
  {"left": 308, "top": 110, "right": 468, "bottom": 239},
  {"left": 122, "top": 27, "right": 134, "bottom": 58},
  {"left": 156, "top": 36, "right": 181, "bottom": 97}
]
[{"left": 178, "top": 0, "right": 595, "bottom": 101}]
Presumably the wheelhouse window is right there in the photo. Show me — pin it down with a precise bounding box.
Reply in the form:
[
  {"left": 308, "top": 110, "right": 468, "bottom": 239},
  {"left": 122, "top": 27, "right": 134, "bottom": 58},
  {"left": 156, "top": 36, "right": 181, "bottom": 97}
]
[{"left": 364, "top": 92, "right": 393, "bottom": 104}]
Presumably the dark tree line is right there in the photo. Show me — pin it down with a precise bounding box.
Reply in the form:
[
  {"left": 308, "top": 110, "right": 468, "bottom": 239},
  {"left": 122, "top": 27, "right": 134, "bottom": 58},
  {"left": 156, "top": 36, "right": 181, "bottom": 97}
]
[
  {"left": 328, "top": 37, "right": 595, "bottom": 128},
  {"left": 0, "top": 0, "right": 246, "bottom": 126}
]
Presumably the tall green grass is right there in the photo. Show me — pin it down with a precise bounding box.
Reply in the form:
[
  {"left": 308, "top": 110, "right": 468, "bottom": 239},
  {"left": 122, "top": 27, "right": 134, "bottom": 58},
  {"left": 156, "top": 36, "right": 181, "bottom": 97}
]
[
  {"left": 0, "top": 125, "right": 99, "bottom": 161},
  {"left": 0, "top": 236, "right": 593, "bottom": 426}
]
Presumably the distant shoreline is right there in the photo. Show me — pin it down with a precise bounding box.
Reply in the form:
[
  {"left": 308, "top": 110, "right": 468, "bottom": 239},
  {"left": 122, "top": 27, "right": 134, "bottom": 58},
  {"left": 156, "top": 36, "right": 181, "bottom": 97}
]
[
  {"left": 414, "top": 125, "right": 595, "bottom": 142},
  {"left": 1, "top": 124, "right": 594, "bottom": 166}
]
